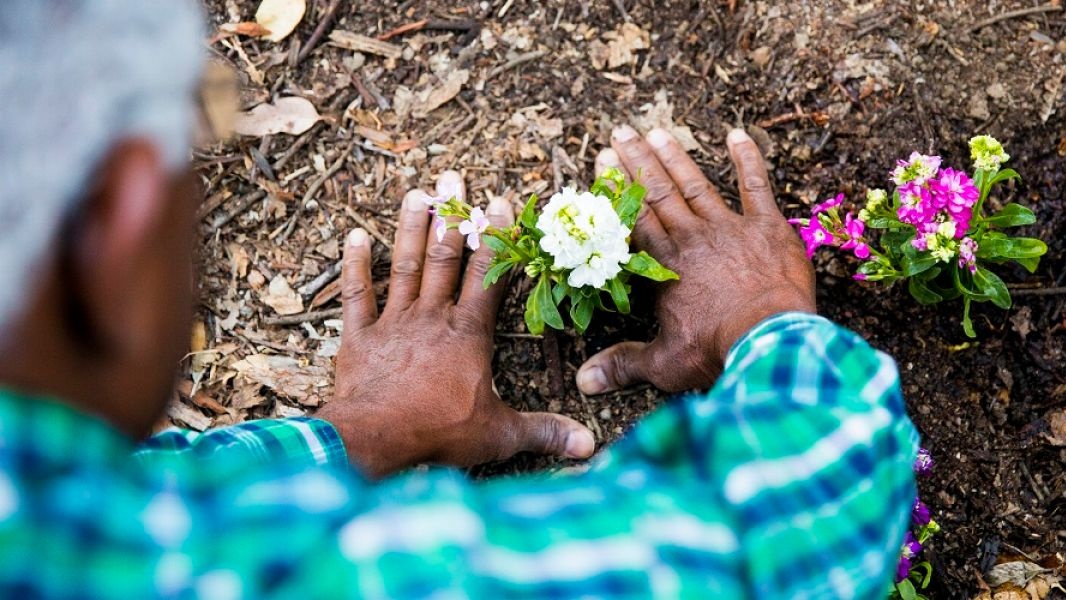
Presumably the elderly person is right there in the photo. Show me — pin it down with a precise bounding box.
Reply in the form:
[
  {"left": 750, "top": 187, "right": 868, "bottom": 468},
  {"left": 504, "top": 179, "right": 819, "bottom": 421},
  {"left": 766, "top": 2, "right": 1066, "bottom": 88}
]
[{"left": 0, "top": 1, "right": 919, "bottom": 598}]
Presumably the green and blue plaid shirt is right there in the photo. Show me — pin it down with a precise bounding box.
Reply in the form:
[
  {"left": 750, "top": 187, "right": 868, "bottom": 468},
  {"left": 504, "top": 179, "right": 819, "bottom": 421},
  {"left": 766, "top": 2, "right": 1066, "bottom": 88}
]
[{"left": 0, "top": 313, "right": 918, "bottom": 598}]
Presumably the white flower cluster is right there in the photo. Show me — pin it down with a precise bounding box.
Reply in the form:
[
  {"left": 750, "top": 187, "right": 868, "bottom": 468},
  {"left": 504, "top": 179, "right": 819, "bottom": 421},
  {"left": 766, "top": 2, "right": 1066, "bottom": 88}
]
[{"left": 537, "top": 187, "right": 631, "bottom": 289}]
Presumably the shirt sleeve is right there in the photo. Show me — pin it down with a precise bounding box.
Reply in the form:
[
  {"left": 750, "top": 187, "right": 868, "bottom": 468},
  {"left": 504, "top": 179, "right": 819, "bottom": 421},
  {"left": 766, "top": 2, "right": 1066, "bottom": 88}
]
[
  {"left": 133, "top": 416, "right": 348, "bottom": 471},
  {"left": 456, "top": 312, "right": 919, "bottom": 597}
]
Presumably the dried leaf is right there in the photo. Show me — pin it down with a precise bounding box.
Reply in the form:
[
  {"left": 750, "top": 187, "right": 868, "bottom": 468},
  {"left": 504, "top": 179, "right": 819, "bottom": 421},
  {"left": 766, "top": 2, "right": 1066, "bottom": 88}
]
[
  {"left": 261, "top": 275, "right": 304, "bottom": 315},
  {"left": 1046, "top": 409, "right": 1066, "bottom": 446},
  {"left": 632, "top": 89, "right": 703, "bottom": 152},
  {"left": 167, "top": 400, "right": 212, "bottom": 431},
  {"left": 231, "top": 354, "right": 330, "bottom": 406},
  {"left": 988, "top": 562, "right": 1055, "bottom": 588},
  {"left": 218, "top": 22, "right": 273, "bottom": 37},
  {"left": 413, "top": 69, "right": 470, "bottom": 118},
  {"left": 234, "top": 97, "right": 322, "bottom": 137},
  {"left": 255, "top": 0, "right": 306, "bottom": 43},
  {"left": 603, "top": 23, "right": 649, "bottom": 69}
]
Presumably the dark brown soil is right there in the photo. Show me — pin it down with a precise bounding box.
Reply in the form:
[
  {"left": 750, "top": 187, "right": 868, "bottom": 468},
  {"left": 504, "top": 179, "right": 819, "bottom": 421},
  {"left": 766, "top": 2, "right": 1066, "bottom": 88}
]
[{"left": 188, "top": 1, "right": 1066, "bottom": 597}]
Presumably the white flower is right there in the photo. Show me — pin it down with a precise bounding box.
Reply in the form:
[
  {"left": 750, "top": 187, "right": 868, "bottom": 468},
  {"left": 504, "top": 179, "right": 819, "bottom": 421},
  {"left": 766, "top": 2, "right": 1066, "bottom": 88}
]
[
  {"left": 457, "top": 207, "right": 490, "bottom": 250},
  {"left": 537, "top": 187, "right": 631, "bottom": 289}
]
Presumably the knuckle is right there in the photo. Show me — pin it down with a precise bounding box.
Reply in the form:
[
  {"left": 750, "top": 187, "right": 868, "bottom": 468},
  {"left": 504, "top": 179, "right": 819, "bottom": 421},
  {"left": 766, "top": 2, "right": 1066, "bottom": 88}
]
[
  {"left": 644, "top": 179, "right": 676, "bottom": 204},
  {"left": 679, "top": 178, "right": 712, "bottom": 201},
  {"left": 425, "top": 242, "right": 461, "bottom": 265},
  {"left": 341, "top": 278, "right": 371, "bottom": 302},
  {"left": 531, "top": 417, "right": 567, "bottom": 454},
  {"left": 742, "top": 174, "right": 770, "bottom": 193},
  {"left": 391, "top": 257, "right": 422, "bottom": 277}
]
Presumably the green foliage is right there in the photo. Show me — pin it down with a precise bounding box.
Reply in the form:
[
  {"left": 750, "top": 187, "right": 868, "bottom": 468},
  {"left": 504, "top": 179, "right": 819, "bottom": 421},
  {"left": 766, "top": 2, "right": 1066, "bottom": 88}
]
[{"left": 435, "top": 168, "right": 680, "bottom": 336}]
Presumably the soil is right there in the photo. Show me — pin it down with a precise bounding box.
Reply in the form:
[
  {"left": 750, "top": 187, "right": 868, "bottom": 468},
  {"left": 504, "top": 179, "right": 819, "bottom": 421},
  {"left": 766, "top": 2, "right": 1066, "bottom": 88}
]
[{"left": 187, "top": 1, "right": 1066, "bottom": 597}]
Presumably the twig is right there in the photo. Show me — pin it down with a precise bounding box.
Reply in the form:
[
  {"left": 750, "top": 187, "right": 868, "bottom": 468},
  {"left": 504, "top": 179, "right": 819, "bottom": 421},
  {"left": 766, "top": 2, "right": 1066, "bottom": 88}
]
[
  {"left": 296, "top": 0, "right": 342, "bottom": 65},
  {"left": 1009, "top": 286, "right": 1066, "bottom": 297},
  {"left": 487, "top": 50, "right": 547, "bottom": 80},
  {"left": 541, "top": 329, "right": 565, "bottom": 398},
  {"left": 377, "top": 19, "right": 480, "bottom": 42},
  {"left": 496, "top": 332, "right": 541, "bottom": 339},
  {"left": 612, "top": 0, "right": 630, "bottom": 21},
  {"left": 299, "top": 261, "right": 342, "bottom": 299},
  {"left": 347, "top": 209, "right": 394, "bottom": 249},
  {"left": 262, "top": 307, "right": 342, "bottom": 327},
  {"left": 276, "top": 141, "right": 355, "bottom": 243},
  {"left": 968, "top": 4, "right": 1064, "bottom": 32},
  {"left": 209, "top": 191, "right": 266, "bottom": 231}
]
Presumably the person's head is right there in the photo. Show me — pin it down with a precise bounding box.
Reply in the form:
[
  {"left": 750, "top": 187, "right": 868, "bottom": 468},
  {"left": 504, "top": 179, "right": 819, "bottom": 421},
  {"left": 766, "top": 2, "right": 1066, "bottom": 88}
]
[{"left": 0, "top": 1, "right": 204, "bottom": 435}]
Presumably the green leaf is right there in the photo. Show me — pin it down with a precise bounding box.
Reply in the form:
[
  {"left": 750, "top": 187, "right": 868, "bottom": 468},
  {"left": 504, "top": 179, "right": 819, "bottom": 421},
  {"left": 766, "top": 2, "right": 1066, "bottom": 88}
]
[
  {"left": 866, "top": 216, "right": 902, "bottom": 229},
  {"left": 896, "top": 579, "right": 918, "bottom": 600},
  {"left": 974, "top": 267, "right": 1011, "bottom": 309},
  {"left": 607, "top": 277, "right": 631, "bottom": 314},
  {"left": 524, "top": 276, "right": 564, "bottom": 335},
  {"left": 982, "top": 203, "right": 1036, "bottom": 227},
  {"left": 902, "top": 255, "right": 938, "bottom": 277},
  {"left": 1014, "top": 255, "right": 1040, "bottom": 273},
  {"left": 483, "top": 235, "right": 509, "bottom": 254},
  {"left": 914, "top": 562, "right": 933, "bottom": 589},
  {"left": 976, "top": 236, "right": 1047, "bottom": 259},
  {"left": 623, "top": 251, "right": 680, "bottom": 282},
  {"left": 482, "top": 260, "right": 515, "bottom": 288},
  {"left": 569, "top": 295, "right": 595, "bottom": 334},
  {"left": 989, "top": 168, "right": 1020, "bottom": 186},
  {"left": 615, "top": 183, "right": 645, "bottom": 228},
  {"left": 519, "top": 194, "right": 538, "bottom": 230},
  {"left": 880, "top": 230, "right": 912, "bottom": 260},
  {"left": 962, "top": 297, "right": 976, "bottom": 338},
  {"left": 552, "top": 278, "right": 570, "bottom": 305},
  {"left": 908, "top": 276, "right": 943, "bottom": 305}
]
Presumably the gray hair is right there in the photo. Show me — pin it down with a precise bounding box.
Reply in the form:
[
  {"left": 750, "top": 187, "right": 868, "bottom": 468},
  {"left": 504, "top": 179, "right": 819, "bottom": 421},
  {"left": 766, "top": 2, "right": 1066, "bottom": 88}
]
[{"left": 0, "top": 0, "right": 203, "bottom": 334}]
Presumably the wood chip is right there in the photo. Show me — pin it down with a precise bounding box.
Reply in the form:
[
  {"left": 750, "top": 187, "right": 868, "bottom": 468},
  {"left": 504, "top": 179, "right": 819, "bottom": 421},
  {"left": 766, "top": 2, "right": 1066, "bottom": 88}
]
[{"left": 329, "top": 30, "right": 402, "bottom": 59}]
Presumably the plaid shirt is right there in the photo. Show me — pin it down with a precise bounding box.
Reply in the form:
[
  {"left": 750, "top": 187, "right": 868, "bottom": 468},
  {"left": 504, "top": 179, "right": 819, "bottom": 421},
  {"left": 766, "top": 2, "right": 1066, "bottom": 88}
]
[{"left": 0, "top": 313, "right": 918, "bottom": 598}]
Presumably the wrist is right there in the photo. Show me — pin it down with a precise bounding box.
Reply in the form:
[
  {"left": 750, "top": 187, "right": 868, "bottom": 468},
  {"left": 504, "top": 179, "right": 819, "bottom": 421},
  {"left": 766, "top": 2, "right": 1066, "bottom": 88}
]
[{"left": 715, "top": 291, "right": 816, "bottom": 365}]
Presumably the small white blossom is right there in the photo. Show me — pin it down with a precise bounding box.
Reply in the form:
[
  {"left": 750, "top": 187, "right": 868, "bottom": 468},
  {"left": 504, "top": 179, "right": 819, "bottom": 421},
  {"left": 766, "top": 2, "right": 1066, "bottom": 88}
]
[{"left": 537, "top": 187, "right": 631, "bottom": 289}]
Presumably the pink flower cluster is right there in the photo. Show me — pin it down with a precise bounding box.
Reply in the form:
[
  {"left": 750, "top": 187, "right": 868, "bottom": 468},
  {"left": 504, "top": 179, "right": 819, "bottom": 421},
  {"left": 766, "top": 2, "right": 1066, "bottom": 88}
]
[
  {"left": 789, "top": 194, "right": 870, "bottom": 260},
  {"left": 894, "top": 152, "right": 979, "bottom": 237}
]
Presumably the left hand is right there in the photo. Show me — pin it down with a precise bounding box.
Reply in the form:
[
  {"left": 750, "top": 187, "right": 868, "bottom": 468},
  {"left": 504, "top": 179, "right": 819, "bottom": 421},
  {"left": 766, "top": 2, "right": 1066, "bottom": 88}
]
[{"left": 316, "top": 171, "right": 595, "bottom": 479}]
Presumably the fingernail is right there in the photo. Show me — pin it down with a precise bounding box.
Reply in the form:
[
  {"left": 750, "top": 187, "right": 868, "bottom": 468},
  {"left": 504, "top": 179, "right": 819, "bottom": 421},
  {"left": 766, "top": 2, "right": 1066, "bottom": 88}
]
[
  {"left": 564, "top": 428, "right": 596, "bottom": 459},
  {"left": 612, "top": 125, "right": 638, "bottom": 141},
  {"left": 646, "top": 128, "right": 673, "bottom": 148},
  {"left": 727, "top": 128, "right": 752, "bottom": 146},
  {"left": 487, "top": 196, "right": 511, "bottom": 217},
  {"left": 347, "top": 228, "right": 368, "bottom": 247},
  {"left": 437, "top": 170, "right": 463, "bottom": 201},
  {"left": 406, "top": 192, "right": 429, "bottom": 212},
  {"left": 576, "top": 365, "right": 608, "bottom": 395}
]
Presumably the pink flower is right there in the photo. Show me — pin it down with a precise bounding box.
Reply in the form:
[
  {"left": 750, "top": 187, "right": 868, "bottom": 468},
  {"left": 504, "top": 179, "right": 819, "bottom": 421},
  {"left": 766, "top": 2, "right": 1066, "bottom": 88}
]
[
  {"left": 853, "top": 273, "right": 868, "bottom": 281},
  {"left": 457, "top": 206, "right": 490, "bottom": 250},
  {"left": 839, "top": 213, "right": 871, "bottom": 259},
  {"left": 933, "top": 168, "right": 979, "bottom": 237},
  {"left": 958, "top": 237, "right": 978, "bottom": 274},
  {"left": 789, "top": 217, "right": 831, "bottom": 259},
  {"left": 897, "top": 182, "right": 934, "bottom": 226},
  {"left": 433, "top": 214, "right": 448, "bottom": 243},
  {"left": 813, "top": 193, "right": 844, "bottom": 214}
]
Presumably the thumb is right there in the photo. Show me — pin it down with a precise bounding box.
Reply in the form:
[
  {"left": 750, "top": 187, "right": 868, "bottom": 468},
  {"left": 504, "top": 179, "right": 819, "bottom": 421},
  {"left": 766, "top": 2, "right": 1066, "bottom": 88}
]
[
  {"left": 576, "top": 341, "right": 653, "bottom": 395},
  {"left": 516, "top": 412, "right": 596, "bottom": 459}
]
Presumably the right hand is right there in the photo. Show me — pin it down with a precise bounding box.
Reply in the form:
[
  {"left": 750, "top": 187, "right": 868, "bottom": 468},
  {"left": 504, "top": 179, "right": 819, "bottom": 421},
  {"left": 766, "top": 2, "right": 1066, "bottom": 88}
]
[{"left": 576, "top": 126, "right": 816, "bottom": 395}]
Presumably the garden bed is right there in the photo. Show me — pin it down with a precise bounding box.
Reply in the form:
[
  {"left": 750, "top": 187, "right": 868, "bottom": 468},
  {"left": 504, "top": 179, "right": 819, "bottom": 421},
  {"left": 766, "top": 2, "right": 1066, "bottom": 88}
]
[{"left": 189, "top": 1, "right": 1065, "bottom": 597}]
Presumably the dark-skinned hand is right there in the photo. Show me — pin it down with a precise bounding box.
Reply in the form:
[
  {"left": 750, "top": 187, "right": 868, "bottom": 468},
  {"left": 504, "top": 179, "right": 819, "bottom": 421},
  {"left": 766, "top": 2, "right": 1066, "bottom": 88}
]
[
  {"left": 576, "top": 126, "right": 817, "bottom": 395},
  {"left": 317, "top": 171, "right": 595, "bottom": 479}
]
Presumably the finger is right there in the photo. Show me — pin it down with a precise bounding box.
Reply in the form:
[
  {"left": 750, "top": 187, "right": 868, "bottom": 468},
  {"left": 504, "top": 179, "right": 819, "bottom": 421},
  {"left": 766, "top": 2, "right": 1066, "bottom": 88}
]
[
  {"left": 726, "top": 128, "right": 781, "bottom": 217},
  {"left": 457, "top": 195, "right": 514, "bottom": 322},
  {"left": 596, "top": 147, "right": 671, "bottom": 257},
  {"left": 611, "top": 125, "right": 697, "bottom": 234},
  {"left": 514, "top": 411, "right": 596, "bottom": 459},
  {"left": 340, "top": 228, "right": 377, "bottom": 335},
  {"left": 576, "top": 341, "right": 655, "bottom": 395},
  {"left": 646, "top": 128, "right": 729, "bottom": 219},
  {"left": 385, "top": 189, "right": 431, "bottom": 311},
  {"left": 419, "top": 171, "right": 467, "bottom": 304}
]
